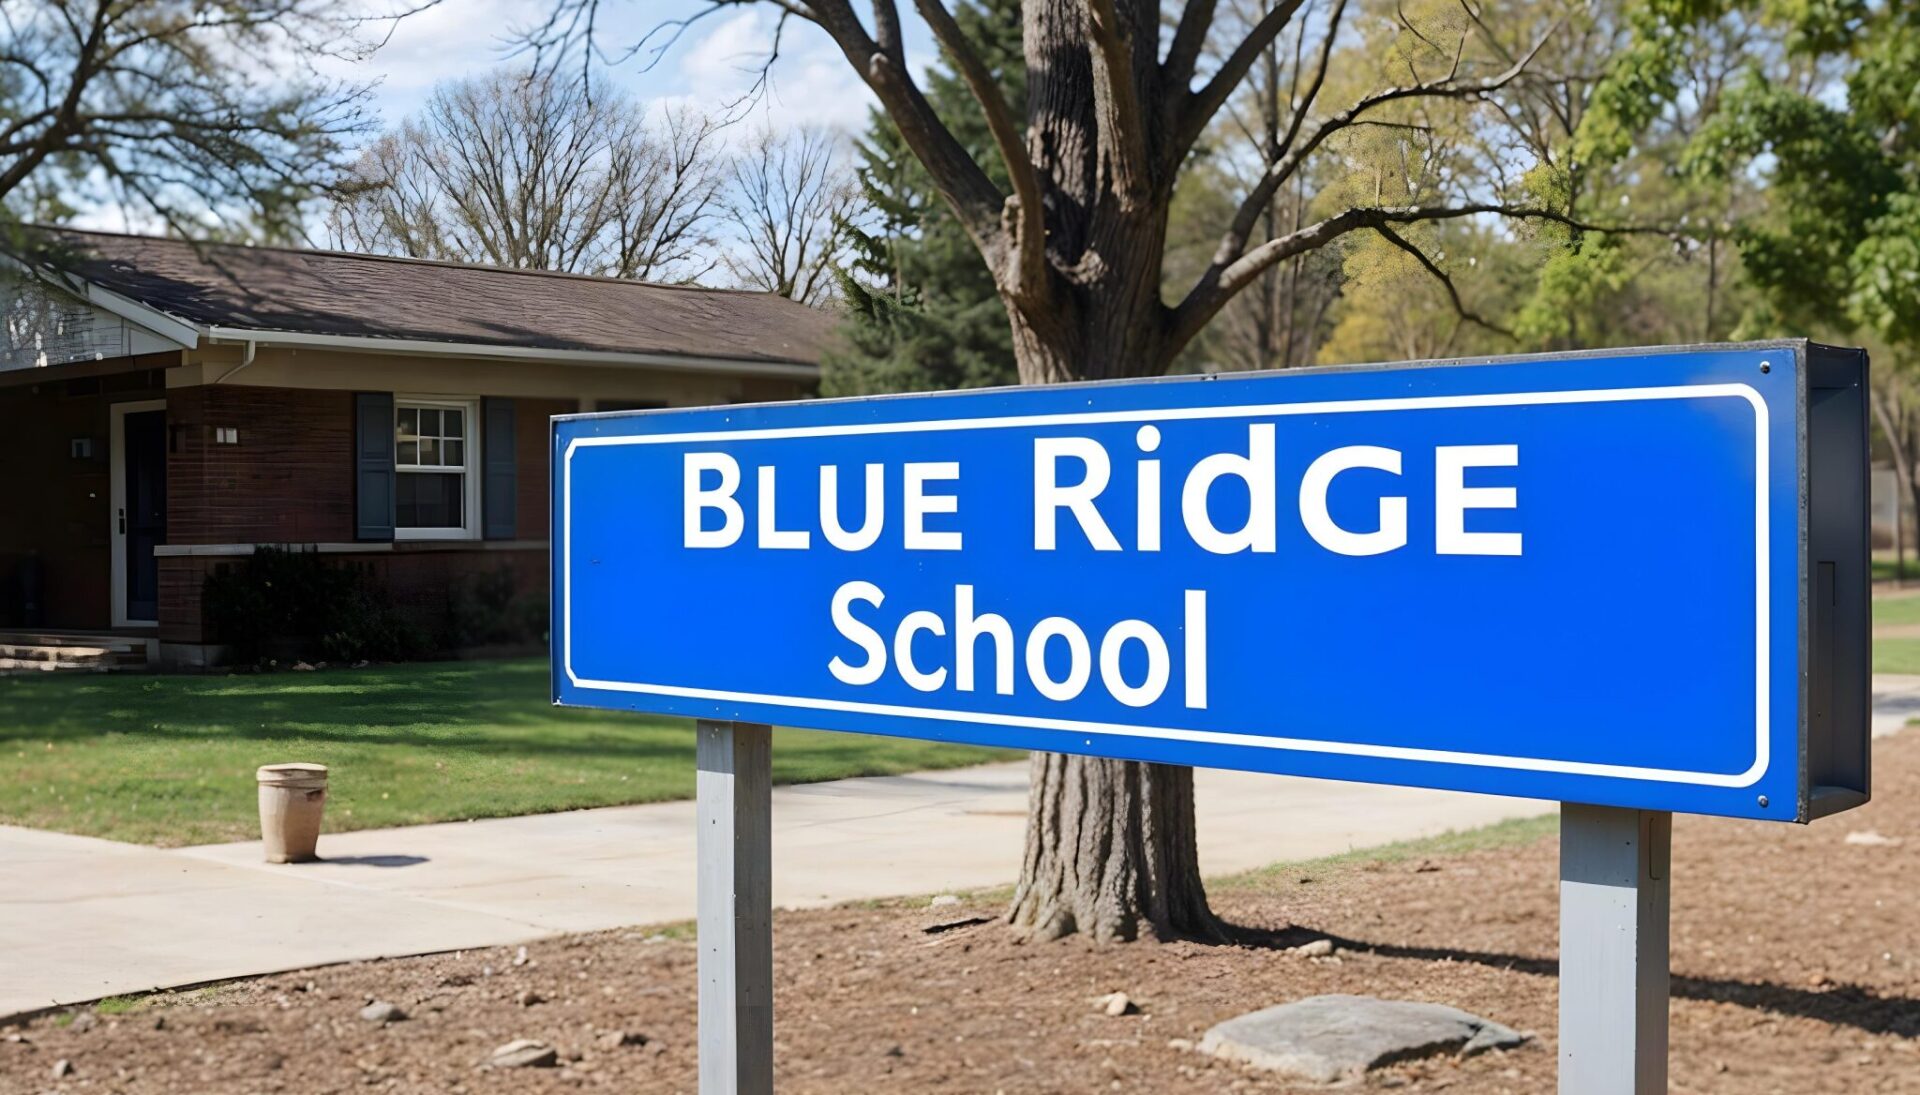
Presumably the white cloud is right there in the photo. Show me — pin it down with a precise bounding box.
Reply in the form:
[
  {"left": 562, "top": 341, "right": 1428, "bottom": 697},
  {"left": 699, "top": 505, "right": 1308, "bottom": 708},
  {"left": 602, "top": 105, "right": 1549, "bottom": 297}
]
[
  {"left": 318, "top": 0, "right": 552, "bottom": 125},
  {"left": 674, "top": 10, "right": 874, "bottom": 136},
  {"left": 327, "top": 1, "right": 881, "bottom": 138}
]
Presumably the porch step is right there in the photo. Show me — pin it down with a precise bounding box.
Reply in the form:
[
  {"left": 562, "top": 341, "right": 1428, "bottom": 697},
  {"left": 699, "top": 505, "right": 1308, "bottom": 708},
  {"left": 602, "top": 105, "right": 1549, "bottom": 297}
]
[
  {"left": 0, "top": 654, "right": 114, "bottom": 673},
  {"left": 0, "top": 633, "right": 152, "bottom": 671}
]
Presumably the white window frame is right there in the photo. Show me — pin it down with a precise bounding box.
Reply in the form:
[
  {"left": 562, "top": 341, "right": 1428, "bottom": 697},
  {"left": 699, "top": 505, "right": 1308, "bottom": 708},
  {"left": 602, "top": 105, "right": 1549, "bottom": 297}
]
[{"left": 394, "top": 395, "right": 481, "bottom": 541}]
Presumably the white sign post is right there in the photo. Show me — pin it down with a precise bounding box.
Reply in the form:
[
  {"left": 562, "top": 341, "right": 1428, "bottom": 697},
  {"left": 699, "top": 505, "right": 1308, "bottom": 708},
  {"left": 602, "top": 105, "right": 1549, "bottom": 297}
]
[
  {"left": 696, "top": 720, "right": 774, "bottom": 1095},
  {"left": 1558, "top": 805, "right": 1672, "bottom": 1093}
]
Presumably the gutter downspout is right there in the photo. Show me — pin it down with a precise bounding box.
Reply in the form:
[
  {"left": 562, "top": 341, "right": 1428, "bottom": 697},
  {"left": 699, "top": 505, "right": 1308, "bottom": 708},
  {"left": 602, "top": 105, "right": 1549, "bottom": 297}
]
[{"left": 214, "top": 339, "right": 258, "bottom": 384}]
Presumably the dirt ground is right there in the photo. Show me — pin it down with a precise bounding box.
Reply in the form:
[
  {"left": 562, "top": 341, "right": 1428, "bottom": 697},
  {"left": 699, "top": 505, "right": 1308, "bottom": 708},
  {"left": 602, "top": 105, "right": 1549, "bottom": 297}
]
[{"left": 6, "top": 735, "right": 1918, "bottom": 1095}]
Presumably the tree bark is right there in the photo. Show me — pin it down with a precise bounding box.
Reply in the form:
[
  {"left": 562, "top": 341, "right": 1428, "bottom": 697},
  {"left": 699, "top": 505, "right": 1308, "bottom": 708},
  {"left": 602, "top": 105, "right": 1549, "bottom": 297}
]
[{"left": 1008, "top": 752, "right": 1222, "bottom": 942}]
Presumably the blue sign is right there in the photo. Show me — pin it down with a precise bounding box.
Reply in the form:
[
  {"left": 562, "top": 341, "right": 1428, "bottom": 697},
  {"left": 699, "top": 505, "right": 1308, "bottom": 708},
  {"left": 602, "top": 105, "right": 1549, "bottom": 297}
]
[{"left": 553, "top": 342, "right": 1869, "bottom": 822}]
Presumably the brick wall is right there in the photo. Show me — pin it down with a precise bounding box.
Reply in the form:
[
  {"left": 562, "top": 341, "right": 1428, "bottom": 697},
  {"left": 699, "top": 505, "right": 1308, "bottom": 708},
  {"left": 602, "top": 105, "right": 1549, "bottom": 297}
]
[
  {"left": 0, "top": 368, "right": 168, "bottom": 629},
  {"left": 166, "top": 385, "right": 357, "bottom": 544},
  {"left": 167, "top": 386, "right": 572, "bottom": 546},
  {"left": 157, "top": 387, "right": 571, "bottom": 648}
]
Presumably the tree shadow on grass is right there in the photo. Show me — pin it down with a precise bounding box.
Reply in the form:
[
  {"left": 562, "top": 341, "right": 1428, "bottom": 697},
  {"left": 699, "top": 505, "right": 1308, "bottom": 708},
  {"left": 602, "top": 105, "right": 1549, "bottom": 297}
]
[{"left": 1215, "top": 925, "right": 1920, "bottom": 1038}]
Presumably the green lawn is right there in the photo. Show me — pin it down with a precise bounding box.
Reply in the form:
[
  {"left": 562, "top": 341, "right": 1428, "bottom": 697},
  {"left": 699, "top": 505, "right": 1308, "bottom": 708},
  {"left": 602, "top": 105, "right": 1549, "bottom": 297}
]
[
  {"left": 1874, "top": 639, "right": 1920, "bottom": 674},
  {"left": 1874, "top": 592, "right": 1920, "bottom": 672},
  {"left": 0, "top": 659, "right": 1012, "bottom": 846},
  {"left": 1874, "top": 592, "right": 1920, "bottom": 628}
]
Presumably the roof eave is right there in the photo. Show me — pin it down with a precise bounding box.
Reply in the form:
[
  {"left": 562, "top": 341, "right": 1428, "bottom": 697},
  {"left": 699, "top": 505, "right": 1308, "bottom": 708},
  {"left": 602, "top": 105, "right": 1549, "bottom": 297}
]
[
  {"left": 202, "top": 326, "right": 821, "bottom": 380},
  {"left": 0, "top": 252, "right": 203, "bottom": 349}
]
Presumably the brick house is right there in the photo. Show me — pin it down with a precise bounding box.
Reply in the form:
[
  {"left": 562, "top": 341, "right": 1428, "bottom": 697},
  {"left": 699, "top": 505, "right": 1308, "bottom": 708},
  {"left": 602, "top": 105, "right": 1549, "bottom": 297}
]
[{"left": 0, "top": 228, "right": 829, "bottom": 666}]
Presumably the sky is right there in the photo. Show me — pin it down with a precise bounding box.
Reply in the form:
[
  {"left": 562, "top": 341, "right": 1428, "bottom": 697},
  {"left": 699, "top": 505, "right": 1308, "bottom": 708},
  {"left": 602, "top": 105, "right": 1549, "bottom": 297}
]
[
  {"left": 338, "top": 0, "right": 931, "bottom": 141},
  {"left": 79, "top": 1, "right": 932, "bottom": 241}
]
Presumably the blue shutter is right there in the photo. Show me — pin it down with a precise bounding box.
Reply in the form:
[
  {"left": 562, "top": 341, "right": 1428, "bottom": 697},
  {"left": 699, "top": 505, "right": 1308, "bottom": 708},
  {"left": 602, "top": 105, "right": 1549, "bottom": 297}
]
[
  {"left": 482, "top": 397, "right": 517, "bottom": 540},
  {"left": 355, "top": 392, "right": 395, "bottom": 542}
]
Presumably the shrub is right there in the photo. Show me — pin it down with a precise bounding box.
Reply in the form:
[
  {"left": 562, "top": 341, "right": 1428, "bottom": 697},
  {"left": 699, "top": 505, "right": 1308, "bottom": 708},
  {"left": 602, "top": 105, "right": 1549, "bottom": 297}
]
[
  {"left": 442, "top": 565, "right": 547, "bottom": 650},
  {"left": 202, "top": 548, "right": 420, "bottom": 666}
]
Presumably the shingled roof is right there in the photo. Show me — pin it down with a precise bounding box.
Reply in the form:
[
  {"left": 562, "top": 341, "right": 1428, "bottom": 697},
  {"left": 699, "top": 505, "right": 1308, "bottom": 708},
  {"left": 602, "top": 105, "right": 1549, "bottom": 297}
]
[{"left": 14, "top": 227, "right": 836, "bottom": 370}]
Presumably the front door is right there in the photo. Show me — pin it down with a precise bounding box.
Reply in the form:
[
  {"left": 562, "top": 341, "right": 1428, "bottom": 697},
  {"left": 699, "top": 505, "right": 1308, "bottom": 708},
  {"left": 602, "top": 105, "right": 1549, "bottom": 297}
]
[{"left": 112, "top": 403, "right": 166, "bottom": 625}]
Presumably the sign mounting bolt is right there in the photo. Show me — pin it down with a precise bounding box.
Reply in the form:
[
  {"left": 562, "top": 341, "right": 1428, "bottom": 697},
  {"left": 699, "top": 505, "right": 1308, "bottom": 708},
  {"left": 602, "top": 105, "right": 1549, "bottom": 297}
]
[{"left": 1757, "top": 795, "right": 1769, "bottom": 808}]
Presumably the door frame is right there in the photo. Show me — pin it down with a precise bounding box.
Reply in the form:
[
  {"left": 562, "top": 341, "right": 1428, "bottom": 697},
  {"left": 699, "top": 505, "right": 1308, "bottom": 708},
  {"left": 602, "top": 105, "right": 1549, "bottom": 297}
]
[{"left": 110, "top": 399, "right": 166, "bottom": 628}]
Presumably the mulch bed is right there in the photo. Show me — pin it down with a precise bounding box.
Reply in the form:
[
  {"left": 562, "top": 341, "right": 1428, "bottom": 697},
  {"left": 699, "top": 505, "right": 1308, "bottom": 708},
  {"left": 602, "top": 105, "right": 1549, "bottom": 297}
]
[{"left": 7, "top": 734, "right": 1918, "bottom": 1094}]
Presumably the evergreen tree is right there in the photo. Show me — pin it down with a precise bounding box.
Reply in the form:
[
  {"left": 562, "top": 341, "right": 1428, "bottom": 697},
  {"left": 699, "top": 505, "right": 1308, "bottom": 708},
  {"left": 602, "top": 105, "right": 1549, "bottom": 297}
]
[{"left": 823, "top": 0, "right": 1025, "bottom": 395}]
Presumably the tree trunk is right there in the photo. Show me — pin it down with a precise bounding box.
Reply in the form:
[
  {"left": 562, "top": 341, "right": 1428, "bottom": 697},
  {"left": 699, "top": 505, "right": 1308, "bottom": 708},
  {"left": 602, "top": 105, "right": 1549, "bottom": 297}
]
[
  {"left": 1002, "top": 293, "right": 1218, "bottom": 943},
  {"left": 1000, "top": 234, "right": 1217, "bottom": 942},
  {"left": 1874, "top": 383, "right": 1918, "bottom": 586},
  {"left": 996, "top": 0, "right": 1216, "bottom": 944},
  {"left": 1008, "top": 752, "right": 1221, "bottom": 942}
]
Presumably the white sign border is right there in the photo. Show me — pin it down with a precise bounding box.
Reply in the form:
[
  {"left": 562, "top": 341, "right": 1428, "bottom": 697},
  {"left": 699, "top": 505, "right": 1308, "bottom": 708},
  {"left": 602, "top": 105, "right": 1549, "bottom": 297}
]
[{"left": 561, "top": 382, "right": 1772, "bottom": 789}]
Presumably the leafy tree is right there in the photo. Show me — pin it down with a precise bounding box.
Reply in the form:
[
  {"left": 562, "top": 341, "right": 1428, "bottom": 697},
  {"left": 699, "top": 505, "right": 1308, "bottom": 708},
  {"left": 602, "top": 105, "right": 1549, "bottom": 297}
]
[
  {"left": 1654, "top": 1, "right": 1918, "bottom": 553},
  {"left": 0, "top": 0, "right": 382, "bottom": 240}
]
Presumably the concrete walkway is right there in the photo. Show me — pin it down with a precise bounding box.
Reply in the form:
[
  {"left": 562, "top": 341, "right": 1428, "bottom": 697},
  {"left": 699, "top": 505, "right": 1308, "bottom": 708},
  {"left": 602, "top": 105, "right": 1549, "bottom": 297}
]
[
  {"left": 3, "top": 766, "right": 1544, "bottom": 1018},
  {"left": 7, "top": 676, "right": 1916, "bottom": 1019}
]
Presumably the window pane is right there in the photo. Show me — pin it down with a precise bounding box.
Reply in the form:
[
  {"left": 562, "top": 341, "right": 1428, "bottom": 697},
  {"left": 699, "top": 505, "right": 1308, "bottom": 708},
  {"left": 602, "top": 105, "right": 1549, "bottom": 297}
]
[
  {"left": 442, "top": 439, "right": 463, "bottom": 467},
  {"left": 397, "top": 440, "right": 418, "bottom": 465},
  {"left": 397, "top": 408, "right": 417, "bottom": 437},
  {"left": 397, "top": 471, "right": 464, "bottom": 529},
  {"left": 419, "top": 408, "right": 440, "bottom": 437},
  {"left": 443, "top": 408, "right": 464, "bottom": 439},
  {"left": 418, "top": 438, "right": 438, "bottom": 466}
]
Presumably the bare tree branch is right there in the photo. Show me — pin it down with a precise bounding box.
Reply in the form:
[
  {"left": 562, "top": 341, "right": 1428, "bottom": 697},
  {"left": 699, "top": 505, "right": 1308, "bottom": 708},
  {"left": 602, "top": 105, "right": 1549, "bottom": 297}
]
[
  {"left": 1171, "top": 201, "right": 1626, "bottom": 352},
  {"left": 0, "top": 0, "right": 390, "bottom": 238},
  {"left": 326, "top": 69, "right": 725, "bottom": 281},
  {"left": 1171, "top": 0, "right": 1309, "bottom": 166},
  {"left": 1161, "top": 0, "right": 1217, "bottom": 99},
  {"left": 721, "top": 124, "right": 858, "bottom": 304},
  {"left": 912, "top": 0, "right": 1044, "bottom": 292},
  {"left": 1371, "top": 222, "right": 1512, "bottom": 336},
  {"left": 1273, "top": 0, "right": 1347, "bottom": 166},
  {"left": 798, "top": 0, "right": 1008, "bottom": 251},
  {"left": 1198, "top": 18, "right": 1559, "bottom": 296}
]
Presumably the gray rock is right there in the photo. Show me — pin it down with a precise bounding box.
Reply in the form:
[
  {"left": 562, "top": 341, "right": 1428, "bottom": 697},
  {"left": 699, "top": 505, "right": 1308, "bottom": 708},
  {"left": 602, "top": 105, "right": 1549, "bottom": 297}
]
[
  {"left": 928, "top": 894, "right": 962, "bottom": 908},
  {"left": 358, "top": 1001, "right": 406, "bottom": 1024},
  {"left": 51, "top": 1059, "right": 73, "bottom": 1078},
  {"left": 1845, "top": 830, "right": 1900, "bottom": 846},
  {"left": 491, "top": 1039, "right": 559, "bottom": 1068},
  {"left": 1093, "top": 992, "right": 1138, "bottom": 1016},
  {"left": 1195, "top": 995, "right": 1526, "bottom": 1083},
  {"left": 66, "top": 1013, "right": 95, "bottom": 1033},
  {"left": 1292, "top": 939, "right": 1336, "bottom": 958},
  {"left": 594, "top": 1029, "right": 647, "bottom": 1051}
]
